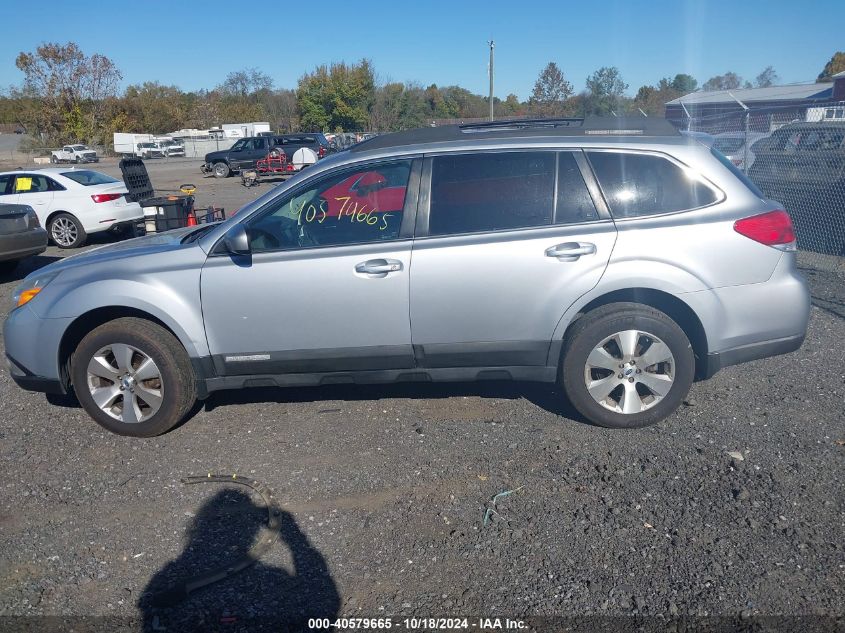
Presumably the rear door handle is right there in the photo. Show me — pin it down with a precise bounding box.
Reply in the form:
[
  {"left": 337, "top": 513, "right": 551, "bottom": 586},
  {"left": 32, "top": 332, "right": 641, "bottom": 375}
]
[
  {"left": 355, "top": 258, "right": 403, "bottom": 276},
  {"left": 545, "top": 242, "right": 597, "bottom": 261}
]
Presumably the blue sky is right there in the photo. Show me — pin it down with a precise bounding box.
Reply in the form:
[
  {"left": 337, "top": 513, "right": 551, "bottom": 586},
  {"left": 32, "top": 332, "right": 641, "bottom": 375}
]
[{"left": 2, "top": 0, "right": 843, "bottom": 99}]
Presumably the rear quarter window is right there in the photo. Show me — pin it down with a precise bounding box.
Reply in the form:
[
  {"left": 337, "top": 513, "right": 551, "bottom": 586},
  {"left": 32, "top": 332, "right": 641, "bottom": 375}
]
[{"left": 586, "top": 151, "right": 719, "bottom": 218}]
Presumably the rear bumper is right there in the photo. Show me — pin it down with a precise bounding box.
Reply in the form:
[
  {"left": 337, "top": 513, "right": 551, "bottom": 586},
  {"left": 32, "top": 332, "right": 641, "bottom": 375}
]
[
  {"left": 0, "top": 228, "right": 48, "bottom": 262},
  {"left": 703, "top": 333, "right": 805, "bottom": 379},
  {"left": 86, "top": 203, "right": 145, "bottom": 234}
]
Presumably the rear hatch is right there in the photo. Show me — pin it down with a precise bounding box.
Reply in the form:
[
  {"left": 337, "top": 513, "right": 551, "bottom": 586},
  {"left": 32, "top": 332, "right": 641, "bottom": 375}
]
[{"left": 0, "top": 203, "right": 34, "bottom": 235}]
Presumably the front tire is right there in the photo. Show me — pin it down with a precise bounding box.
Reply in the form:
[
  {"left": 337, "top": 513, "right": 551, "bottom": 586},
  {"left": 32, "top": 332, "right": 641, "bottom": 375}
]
[
  {"left": 0, "top": 260, "right": 19, "bottom": 275},
  {"left": 71, "top": 318, "right": 197, "bottom": 437},
  {"left": 48, "top": 212, "right": 86, "bottom": 248},
  {"left": 561, "top": 303, "right": 695, "bottom": 429},
  {"left": 213, "top": 162, "right": 230, "bottom": 178}
]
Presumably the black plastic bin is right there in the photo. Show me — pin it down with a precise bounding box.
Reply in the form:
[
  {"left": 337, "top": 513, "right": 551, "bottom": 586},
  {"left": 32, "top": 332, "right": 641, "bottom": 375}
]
[
  {"left": 140, "top": 197, "right": 192, "bottom": 233},
  {"left": 119, "top": 157, "right": 194, "bottom": 233}
]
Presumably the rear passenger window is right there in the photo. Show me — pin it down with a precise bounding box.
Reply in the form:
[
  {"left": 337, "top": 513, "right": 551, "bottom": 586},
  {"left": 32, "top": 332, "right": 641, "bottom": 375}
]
[
  {"left": 556, "top": 152, "right": 598, "bottom": 224},
  {"left": 587, "top": 151, "right": 718, "bottom": 218},
  {"left": 429, "top": 152, "right": 555, "bottom": 235}
]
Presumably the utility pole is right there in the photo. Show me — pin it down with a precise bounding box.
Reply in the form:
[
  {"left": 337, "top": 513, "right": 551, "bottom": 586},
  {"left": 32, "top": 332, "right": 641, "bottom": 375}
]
[{"left": 488, "top": 40, "right": 495, "bottom": 121}]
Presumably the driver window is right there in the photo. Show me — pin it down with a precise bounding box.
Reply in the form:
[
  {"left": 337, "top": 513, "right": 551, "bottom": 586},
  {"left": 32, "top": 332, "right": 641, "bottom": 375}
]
[{"left": 247, "top": 160, "right": 412, "bottom": 252}]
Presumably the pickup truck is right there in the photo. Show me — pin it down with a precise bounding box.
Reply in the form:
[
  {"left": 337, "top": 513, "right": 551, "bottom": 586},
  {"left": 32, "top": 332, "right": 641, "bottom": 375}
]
[
  {"left": 202, "top": 133, "right": 332, "bottom": 178},
  {"left": 50, "top": 145, "right": 99, "bottom": 164}
]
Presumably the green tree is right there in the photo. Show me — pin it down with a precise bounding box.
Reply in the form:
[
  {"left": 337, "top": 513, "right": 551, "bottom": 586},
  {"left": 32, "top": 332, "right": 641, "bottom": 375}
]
[
  {"left": 529, "top": 62, "right": 574, "bottom": 117},
  {"left": 584, "top": 66, "right": 628, "bottom": 115},
  {"left": 817, "top": 51, "right": 845, "bottom": 81},
  {"left": 755, "top": 66, "right": 779, "bottom": 88},
  {"left": 297, "top": 60, "right": 375, "bottom": 132},
  {"left": 14, "top": 41, "right": 121, "bottom": 143},
  {"left": 670, "top": 73, "right": 697, "bottom": 93},
  {"left": 702, "top": 72, "right": 743, "bottom": 91}
]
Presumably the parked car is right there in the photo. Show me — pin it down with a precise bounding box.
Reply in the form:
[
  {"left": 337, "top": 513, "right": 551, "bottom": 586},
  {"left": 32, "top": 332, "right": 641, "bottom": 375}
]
[
  {"left": 748, "top": 121, "right": 845, "bottom": 255},
  {"left": 712, "top": 131, "right": 769, "bottom": 171},
  {"left": 51, "top": 145, "right": 99, "bottom": 164},
  {"left": 3, "top": 117, "right": 810, "bottom": 437},
  {"left": 158, "top": 139, "right": 185, "bottom": 157},
  {"left": 0, "top": 203, "right": 47, "bottom": 275},
  {"left": 136, "top": 142, "right": 164, "bottom": 159},
  {"left": 203, "top": 133, "right": 332, "bottom": 178},
  {"left": 0, "top": 169, "right": 143, "bottom": 248}
]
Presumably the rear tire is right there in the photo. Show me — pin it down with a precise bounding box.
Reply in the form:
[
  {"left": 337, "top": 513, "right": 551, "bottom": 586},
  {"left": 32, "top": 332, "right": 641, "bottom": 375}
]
[
  {"left": 0, "top": 260, "right": 18, "bottom": 275},
  {"left": 71, "top": 318, "right": 197, "bottom": 437},
  {"left": 48, "top": 212, "right": 86, "bottom": 249},
  {"left": 50, "top": 155, "right": 58, "bottom": 164},
  {"left": 561, "top": 303, "right": 694, "bottom": 429},
  {"left": 213, "top": 162, "right": 230, "bottom": 178}
]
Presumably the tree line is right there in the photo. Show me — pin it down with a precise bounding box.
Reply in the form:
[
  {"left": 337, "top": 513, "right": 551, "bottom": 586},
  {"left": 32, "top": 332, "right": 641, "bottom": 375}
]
[{"left": 2, "top": 42, "right": 843, "bottom": 147}]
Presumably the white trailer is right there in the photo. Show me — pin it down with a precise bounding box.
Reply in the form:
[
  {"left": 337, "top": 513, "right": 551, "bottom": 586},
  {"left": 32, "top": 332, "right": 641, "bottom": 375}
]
[
  {"left": 114, "top": 133, "right": 154, "bottom": 157},
  {"left": 220, "top": 122, "right": 271, "bottom": 139}
]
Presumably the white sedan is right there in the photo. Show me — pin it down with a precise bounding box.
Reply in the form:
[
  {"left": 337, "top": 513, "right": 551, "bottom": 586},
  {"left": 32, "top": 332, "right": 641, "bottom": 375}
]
[{"left": 0, "top": 168, "right": 143, "bottom": 248}]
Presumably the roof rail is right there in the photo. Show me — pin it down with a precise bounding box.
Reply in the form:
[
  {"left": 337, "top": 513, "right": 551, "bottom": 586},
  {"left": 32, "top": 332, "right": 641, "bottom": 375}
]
[{"left": 350, "top": 116, "right": 680, "bottom": 153}]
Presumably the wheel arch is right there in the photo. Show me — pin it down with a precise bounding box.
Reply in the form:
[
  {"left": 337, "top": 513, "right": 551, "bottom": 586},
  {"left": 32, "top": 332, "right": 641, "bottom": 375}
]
[
  {"left": 57, "top": 306, "right": 202, "bottom": 393},
  {"left": 553, "top": 288, "right": 711, "bottom": 381}
]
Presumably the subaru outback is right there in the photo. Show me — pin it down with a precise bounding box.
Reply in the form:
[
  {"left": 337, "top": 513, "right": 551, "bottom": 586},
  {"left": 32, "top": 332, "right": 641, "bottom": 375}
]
[{"left": 4, "top": 117, "right": 810, "bottom": 437}]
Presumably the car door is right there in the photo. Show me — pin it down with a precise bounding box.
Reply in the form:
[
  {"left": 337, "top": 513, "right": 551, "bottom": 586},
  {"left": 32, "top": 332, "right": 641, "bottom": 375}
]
[
  {"left": 409, "top": 150, "right": 616, "bottom": 369},
  {"left": 11, "top": 174, "right": 55, "bottom": 225},
  {"left": 200, "top": 158, "right": 421, "bottom": 377},
  {"left": 244, "top": 138, "right": 268, "bottom": 169}
]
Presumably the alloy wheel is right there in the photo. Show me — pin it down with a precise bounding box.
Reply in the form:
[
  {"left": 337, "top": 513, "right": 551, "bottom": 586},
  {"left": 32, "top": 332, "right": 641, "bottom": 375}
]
[
  {"left": 86, "top": 344, "right": 164, "bottom": 424},
  {"left": 583, "top": 329, "right": 675, "bottom": 414},
  {"left": 51, "top": 217, "right": 78, "bottom": 247}
]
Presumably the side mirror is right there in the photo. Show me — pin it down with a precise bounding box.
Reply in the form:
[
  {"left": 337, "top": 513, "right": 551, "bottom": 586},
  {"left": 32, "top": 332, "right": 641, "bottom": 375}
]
[{"left": 222, "top": 223, "right": 250, "bottom": 255}]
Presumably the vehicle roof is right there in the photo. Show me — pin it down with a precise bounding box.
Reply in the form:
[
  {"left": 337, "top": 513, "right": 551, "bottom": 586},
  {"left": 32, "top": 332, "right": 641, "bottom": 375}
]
[
  {"left": 351, "top": 117, "right": 681, "bottom": 154},
  {"left": 0, "top": 167, "right": 106, "bottom": 176}
]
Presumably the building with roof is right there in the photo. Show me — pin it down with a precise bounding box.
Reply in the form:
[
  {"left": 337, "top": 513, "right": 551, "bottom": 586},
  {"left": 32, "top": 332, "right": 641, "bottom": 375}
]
[{"left": 665, "top": 71, "right": 845, "bottom": 132}]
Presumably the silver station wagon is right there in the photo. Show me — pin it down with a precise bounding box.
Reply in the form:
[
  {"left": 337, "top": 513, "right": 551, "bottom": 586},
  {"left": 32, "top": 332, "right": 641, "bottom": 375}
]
[{"left": 4, "top": 118, "right": 810, "bottom": 436}]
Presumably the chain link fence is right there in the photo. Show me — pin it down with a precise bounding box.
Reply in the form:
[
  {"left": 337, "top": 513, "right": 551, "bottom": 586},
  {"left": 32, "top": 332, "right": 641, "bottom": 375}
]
[{"left": 684, "top": 101, "right": 845, "bottom": 276}]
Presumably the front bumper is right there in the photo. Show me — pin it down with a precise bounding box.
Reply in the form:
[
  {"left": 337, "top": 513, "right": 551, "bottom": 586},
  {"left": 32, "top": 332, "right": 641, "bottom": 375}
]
[
  {"left": 4, "top": 304, "right": 72, "bottom": 392},
  {"left": 6, "top": 353, "right": 65, "bottom": 394}
]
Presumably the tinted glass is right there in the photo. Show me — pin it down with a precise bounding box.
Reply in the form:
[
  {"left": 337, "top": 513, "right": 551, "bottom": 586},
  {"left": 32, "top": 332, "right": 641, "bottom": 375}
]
[
  {"left": 0, "top": 174, "right": 13, "bottom": 196},
  {"left": 556, "top": 152, "right": 598, "bottom": 224},
  {"left": 61, "top": 170, "right": 119, "bottom": 186},
  {"left": 710, "top": 148, "right": 764, "bottom": 198},
  {"left": 587, "top": 151, "right": 718, "bottom": 218},
  {"left": 429, "top": 152, "right": 555, "bottom": 235},
  {"left": 248, "top": 160, "right": 411, "bottom": 252}
]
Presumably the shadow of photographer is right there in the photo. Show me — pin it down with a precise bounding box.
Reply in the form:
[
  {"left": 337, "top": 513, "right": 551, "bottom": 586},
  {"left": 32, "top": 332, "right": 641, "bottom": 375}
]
[{"left": 138, "top": 488, "right": 340, "bottom": 632}]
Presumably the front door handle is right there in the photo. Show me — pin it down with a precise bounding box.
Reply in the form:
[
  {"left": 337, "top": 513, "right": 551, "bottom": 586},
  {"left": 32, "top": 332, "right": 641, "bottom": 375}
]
[
  {"left": 355, "top": 258, "right": 403, "bottom": 276},
  {"left": 545, "top": 242, "right": 597, "bottom": 261}
]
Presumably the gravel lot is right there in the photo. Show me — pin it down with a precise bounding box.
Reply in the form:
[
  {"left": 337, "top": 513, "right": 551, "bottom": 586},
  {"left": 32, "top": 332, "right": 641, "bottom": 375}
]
[{"left": 0, "top": 161, "right": 843, "bottom": 631}]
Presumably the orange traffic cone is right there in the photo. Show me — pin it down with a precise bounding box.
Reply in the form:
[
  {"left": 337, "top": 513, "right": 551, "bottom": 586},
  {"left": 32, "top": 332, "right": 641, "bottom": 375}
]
[{"left": 186, "top": 211, "right": 197, "bottom": 227}]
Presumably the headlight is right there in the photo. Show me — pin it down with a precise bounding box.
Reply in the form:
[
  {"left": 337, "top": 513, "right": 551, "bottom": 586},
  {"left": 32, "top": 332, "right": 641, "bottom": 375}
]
[{"left": 12, "top": 271, "right": 59, "bottom": 308}]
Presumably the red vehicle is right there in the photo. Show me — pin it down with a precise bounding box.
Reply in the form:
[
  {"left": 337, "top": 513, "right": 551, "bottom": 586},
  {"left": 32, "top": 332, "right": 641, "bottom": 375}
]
[{"left": 319, "top": 170, "right": 406, "bottom": 217}]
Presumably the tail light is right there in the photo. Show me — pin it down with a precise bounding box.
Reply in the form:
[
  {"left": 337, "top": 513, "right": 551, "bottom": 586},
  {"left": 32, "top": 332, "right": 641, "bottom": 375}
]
[
  {"left": 91, "top": 193, "right": 122, "bottom": 203},
  {"left": 318, "top": 145, "right": 327, "bottom": 158},
  {"left": 734, "top": 210, "right": 796, "bottom": 251}
]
